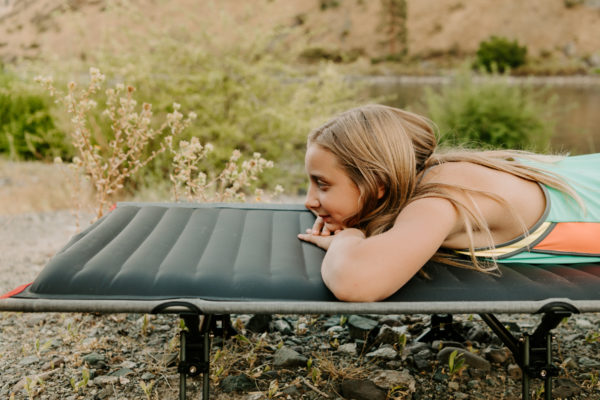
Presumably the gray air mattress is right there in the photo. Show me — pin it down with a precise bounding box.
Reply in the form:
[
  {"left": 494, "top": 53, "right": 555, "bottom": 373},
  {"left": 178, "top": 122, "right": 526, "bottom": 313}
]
[{"left": 2, "top": 202, "right": 600, "bottom": 315}]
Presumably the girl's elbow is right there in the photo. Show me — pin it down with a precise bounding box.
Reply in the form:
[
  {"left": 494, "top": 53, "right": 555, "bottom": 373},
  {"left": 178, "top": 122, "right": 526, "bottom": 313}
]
[{"left": 326, "top": 277, "right": 385, "bottom": 302}]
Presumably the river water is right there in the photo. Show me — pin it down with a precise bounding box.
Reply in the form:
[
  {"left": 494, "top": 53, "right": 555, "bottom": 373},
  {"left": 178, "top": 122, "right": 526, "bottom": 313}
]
[{"left": 362, "top": 76, "right": 600, "bottom": 154}]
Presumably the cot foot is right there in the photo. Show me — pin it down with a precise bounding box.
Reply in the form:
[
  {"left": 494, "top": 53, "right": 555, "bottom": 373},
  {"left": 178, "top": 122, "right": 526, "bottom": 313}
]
[
  {"left": 480, "top": 302, "right": 578, "bottom": 400},
  {"left": 178, "top": 314, "right": 237, "bottom": 400}
]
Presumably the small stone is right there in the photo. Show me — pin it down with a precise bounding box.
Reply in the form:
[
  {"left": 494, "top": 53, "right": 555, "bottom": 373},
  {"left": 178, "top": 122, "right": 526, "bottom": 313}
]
[
  {"left": 220, "top": 374, "right": 256, "bottom": 393},
  {"left": 507, "top": 363, "right": 522, "bottom": 380},
  {"left": 431, "top": 340, "right": 464, "bottom": 351},
  {"left": 553, "top": 378, "right": 581, "bottom": 398},
  {"left": 374, "top": 324, "right": 410, "bottom": 346},
  {"left": 578, "top": 356, "right": 600, "bottom": 367},
  {"left": 341, "top": 379, "right": 387, "bottom": 400},
  {"left": 271, "top": 319, "right": 293, "bottom": 335},
  {"left": 82, "top": 352, "right": 106, "bottom": 367},
  {"left": 448, "top": 381, "right": 460, "bottom": 391},
  {"left": 337, "top": 342, "right": 357, "bottom": 355},
  {"left": 347, "top": 315, "right": 378, "bottom": 341},
  {"left": 574, "top": 318, "right": 594, "bottom": 329},
  {"left": 483, "top": 346, "right": 509, "bottom": 364},
  {"left": 273, "top": 347, "right": 308, "bottom": 368},
  {"left": 19, "top": 355, "right": 40, "bottom": 366},
  {"left": 466, "top": 326, "right": 491, "bottom": 343},
  {"left": 437, "top": 347, "right": 491, "bottom": 371},
  {"left": 120, "top": 360, "right": 137, "bottom": 369},
  {"left": 93, "top": 375, "right": 119, "bottom": 385},
  {"left": 109, "top": 367, "right": 133, "bottom": 377},
  {"left": 454, "top": 392, "right": 469, "bottom": 400},
  {"left": 141, "top": 372, "right": 155, "bottom": 380},
  {"left": 366, "top": 345, "right": 397, "bottom": 360},
  {"left": 246, "top": 314, "right": 272, "bottom": 333},
  {"left": 370, "top": 369, "right": 416, "bottom": 392},
  {"left": 41, "top": 357, "right": 65, "bottom": 371}
]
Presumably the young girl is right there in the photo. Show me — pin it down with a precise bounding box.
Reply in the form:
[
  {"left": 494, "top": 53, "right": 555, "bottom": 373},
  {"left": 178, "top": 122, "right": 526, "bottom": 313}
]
[{"left": 297, "top": 104, "right": 600, "bottom": 302}]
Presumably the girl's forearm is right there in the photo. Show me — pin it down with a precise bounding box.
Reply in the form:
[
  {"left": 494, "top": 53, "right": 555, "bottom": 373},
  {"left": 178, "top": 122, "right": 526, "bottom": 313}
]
[{"left": 320, "top": 229, "right": 374, "bottom": 301}]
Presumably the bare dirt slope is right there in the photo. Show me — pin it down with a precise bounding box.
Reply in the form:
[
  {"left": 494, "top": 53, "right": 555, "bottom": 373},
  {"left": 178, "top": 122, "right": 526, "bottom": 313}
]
[{"left": 1, "top": 0, "right": 600, "bottom": 64}]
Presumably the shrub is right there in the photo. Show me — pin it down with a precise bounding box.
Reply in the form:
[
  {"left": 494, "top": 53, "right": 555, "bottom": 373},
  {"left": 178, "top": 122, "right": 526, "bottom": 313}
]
[
  {"left": 424, "top": 68, "right": 556, "bottom": 151},
  {"left": 474, "top": 36, "right": 527, "bottom": 73},
  {"left": 0, "top": 71, "right": 71, "bottom": 160}
]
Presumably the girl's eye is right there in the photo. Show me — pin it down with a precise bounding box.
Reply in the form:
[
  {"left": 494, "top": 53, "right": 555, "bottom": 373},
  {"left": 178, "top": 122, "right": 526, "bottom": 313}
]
[{"left": 316, "top": 180, "right": 328, "bottom": 189}]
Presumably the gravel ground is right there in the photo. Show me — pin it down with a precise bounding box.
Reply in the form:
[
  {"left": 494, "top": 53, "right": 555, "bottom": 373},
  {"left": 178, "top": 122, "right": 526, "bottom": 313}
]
[{"left": 1, "top": 211, "right": 600, "bottom": 400}]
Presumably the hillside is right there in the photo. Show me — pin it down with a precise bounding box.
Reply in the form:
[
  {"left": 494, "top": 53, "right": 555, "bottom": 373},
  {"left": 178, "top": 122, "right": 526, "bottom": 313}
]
[{"left": 1, "top": 0, "right": 600, "bottom": 71}]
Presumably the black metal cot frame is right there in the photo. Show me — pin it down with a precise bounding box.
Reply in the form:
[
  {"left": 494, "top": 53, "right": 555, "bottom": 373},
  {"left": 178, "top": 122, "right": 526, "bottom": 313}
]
[
  {"left": 2, "top": 203, "right": 599, "bottom": 399},
  {"left": 2, "top": 297, "right": 589, "bottom": 400}
]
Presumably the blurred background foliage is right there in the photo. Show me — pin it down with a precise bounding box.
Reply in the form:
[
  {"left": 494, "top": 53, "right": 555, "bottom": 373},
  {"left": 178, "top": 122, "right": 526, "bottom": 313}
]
[{"left": 2, "top": 0, "right": 595, "bottom": 199}]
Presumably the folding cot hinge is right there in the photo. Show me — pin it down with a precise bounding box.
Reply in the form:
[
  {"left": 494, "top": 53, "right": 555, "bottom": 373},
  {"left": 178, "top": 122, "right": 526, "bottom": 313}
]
[
  {"left": 480, "top": 302, "right": 579, "bottom": 400},
  {"left": 178, "top": 314, "right": 237, "bottom": 400}
]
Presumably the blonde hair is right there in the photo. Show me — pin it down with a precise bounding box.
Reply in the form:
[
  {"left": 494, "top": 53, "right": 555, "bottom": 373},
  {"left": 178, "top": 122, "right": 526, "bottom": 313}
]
[{"left": 308, "top": 104, "right": 579, "bottom": 272}]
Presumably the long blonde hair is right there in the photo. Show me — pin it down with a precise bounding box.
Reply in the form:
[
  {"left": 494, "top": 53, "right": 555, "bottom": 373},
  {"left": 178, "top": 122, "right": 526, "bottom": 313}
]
[{"left": 307, "top": 104, "right": 578, "bottom": 272}]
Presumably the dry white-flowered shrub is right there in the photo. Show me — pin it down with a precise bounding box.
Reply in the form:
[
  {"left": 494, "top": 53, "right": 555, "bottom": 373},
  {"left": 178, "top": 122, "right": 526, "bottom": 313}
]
[
  {"left": 168, "top": 137, "right": 283, "bottom": 203},
  {"left": 36, "top": 68, "right": 196, "bottom": 219}
]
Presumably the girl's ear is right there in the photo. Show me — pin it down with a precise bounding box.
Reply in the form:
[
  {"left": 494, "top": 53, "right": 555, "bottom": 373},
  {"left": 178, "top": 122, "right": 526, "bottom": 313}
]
[{"left": 377, "top": 185, "right": 385, "bottom": 199}]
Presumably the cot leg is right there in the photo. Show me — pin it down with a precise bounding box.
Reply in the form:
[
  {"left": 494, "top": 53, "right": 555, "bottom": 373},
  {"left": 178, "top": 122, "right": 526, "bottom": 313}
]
[
  {"left": 480, "top": 303, "right": 576, "bottom": 400},
  {"left": 178, "top": 313, "right": 213, "bottom": 400}
]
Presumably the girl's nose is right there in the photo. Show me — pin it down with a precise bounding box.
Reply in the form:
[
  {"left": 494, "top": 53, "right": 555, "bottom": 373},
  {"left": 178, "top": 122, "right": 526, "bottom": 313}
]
[{"left": 305, "top": 186, "right": 319, "bottom": 210}]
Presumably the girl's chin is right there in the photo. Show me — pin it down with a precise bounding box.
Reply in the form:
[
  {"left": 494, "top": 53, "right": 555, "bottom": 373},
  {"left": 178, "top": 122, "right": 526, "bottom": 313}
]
[{"left": 324, "top": 222, "right": 344, "bottom": 232}]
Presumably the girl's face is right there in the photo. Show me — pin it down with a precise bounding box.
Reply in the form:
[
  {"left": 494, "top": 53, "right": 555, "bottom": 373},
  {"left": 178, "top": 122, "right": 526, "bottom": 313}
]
[{"left": 304, "top": 144, "right": 361, "bottom": 232}]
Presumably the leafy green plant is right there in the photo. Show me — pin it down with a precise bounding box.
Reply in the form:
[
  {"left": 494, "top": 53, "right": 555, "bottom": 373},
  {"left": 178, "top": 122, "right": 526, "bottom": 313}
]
[
  {"left": 70, "top": 368, "right": 90, "bottom": 393},
  {"left": 447, "top": 349, "right": 466, "bottom": 377},
  {"left": 0, "top": 71, "right": 70, "bottom": 161},
  {"left": 474, "top": 36, "right": 527, "bottom": 73},
  {"left": 424, "top": 68, "right": 555, "bottom": 151}
]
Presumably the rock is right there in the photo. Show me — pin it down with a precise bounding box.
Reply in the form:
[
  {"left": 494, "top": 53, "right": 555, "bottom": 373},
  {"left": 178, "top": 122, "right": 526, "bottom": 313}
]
[
  {"left": 437, "top": 347, "right": 491, "bottom": 372},
  {"left": 120, "top": 360, "right": 137, "bottom": 369},
  {"left": 574, "top": 318, "right": 594, "bottom": 329},
  {"left": 507, "top": 363, "right": 522, "bottom": 380},
  {"left": 347, "top": 315, "right": 378, "bottom": 341},
  {"left": 483, "top": 346, "right": 510, "bottom": 364},
  {"left": 578, "top": 356, "right": 600, "bottom": 367},
  {"left": 246, "top": 314, "right": 272, "bottom": 333},
  {"left": 41, "top": 357, "right": 65, "bottom": 371},
  {"left": 271, "top": 319, "right": 293, "bottom": 335},
  {"left": 220, "top": 373, "right": 256, "bottom": 393},
  {"left": 273, "top": 347, "right": 308, "bottom": 368},
  {"left": 448, "top": 381, "right": 460, "bottom": 390},
  {"left": 141, "top": 372, "right": 155, "bottom": 380},
  {"left": 370, "top": 369, "right": 416, "bottom": 392},
  {"left": 337, "top": 342, "right": 357, "bottom": 355},
  {"left": 93, "top": 375, "right": 119, "bottom": 385},
  {"left": 18, "top": 355, "right": 40, "bottom": 366},
  {"left": 374, "top": 324, "right": 409, "bottom": 346},
  {"left": 323, "top": 315, "right": 343, "bottom": 328},
  {"left": 366, "top": 345, "right": 397, "bottom": 360},
  {"left": 109, "top": 367, "right": 133, "bottom": 377},
  {"left": 341, "top": 379, "right": 387, "bottom": 400},
  {"left": 553, "top": 378, "right": 581, "bottom": 398},
  {"left": 82, "top": 352, "right": 106, "bottom": 368},
  {"left": 466, "top": 325, "right": 491, "bottom": 343},
  {"left": 412, "top": 348, "right": 434, "bottom": 370},
  {"left": 431, "top": 340, "right": 464, "bottom": 351}
]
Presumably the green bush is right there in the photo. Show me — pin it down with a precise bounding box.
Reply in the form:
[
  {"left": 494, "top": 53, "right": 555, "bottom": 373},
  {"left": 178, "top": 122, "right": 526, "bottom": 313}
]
[
  {"left": 474, "top": 36, "right": 527, "bottom": 73},
  {"left": 423, "top": 68, "right": 555, "bottom": 151},
  {"left": 0, "top": 71, "right": 71, "bottom": 160}
]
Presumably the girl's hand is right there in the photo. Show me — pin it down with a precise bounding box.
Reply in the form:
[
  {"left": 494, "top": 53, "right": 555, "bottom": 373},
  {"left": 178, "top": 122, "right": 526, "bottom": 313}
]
[
  {"left": 308, "top": 216, "right": 332, "bottom": 236},
  {"left": 298, "top": 226, "right": 365, "bottom": 251},
  {"left": 297, "top": 216, "right": 341, "bottom": 250}
]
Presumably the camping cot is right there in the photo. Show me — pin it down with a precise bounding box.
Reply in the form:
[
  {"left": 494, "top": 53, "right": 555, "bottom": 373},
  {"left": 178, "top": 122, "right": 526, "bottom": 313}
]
[{"left": 1, "top": 202, "right": 600, "bottom": 400}]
